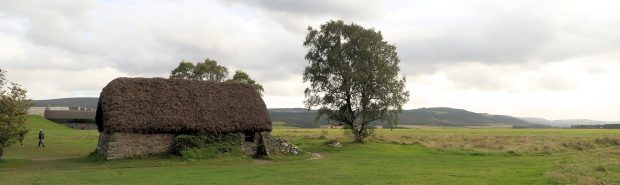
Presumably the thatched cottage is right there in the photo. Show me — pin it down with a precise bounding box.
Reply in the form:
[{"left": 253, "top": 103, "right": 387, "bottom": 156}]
[{"left": 95, "top": 77, "right": 272, "bottom": 160}]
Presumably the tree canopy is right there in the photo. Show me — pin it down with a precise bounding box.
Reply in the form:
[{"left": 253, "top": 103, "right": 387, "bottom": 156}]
[
  {"left": 170, "top": 59, "right": 264, "bottom": 95},
  {"left": 303, "top": 20, "right": 410, "bottom": 142},
  {"left": 227, "top": 70, "right": 264, "bottom": 96},
  {"left": 193, "top": 59, "right": 229, "bottom": 82},
  {"left": 0, "top": 68, "right": 31, "bottom": 159},
  {"left": 170, "top": 61, "right": 195, "bottom": 79},
  {"left": 170, "top": 59, "right": 229, "bottom": 82}
]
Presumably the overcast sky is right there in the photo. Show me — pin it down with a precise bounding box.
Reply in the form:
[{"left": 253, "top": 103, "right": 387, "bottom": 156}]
[{"left": 1, "top": 0, "right": 619, "bottom": 121}]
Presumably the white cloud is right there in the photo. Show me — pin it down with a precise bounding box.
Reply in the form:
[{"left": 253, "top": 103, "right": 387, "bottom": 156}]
[
  {"left": 406, "top": 57, "right": 620, "bottom": 121},
  {"left": 1, "top": 0, "right": 620, "bottom": 120},
  {"left": 5, "top": 67, "right": 130, "bottom": 99}
]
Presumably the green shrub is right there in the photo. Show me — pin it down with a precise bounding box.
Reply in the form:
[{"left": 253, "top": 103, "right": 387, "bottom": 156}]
[
  {"left": 203, "top": 134, "right": 242, "bottom": 145},
  {"left": 170, "top": 135, "right": 205, "bottom": 155},
  {"left": 181, "top": 148, "right": 214, "bottom": 159},
  {"left": 86, "top": 150, "right": 106, "bottom": 162},
  {"left": 180, "top": 144, "right": 242, "bottom": 159},
  {"left": 172, "top": 133, "right": 243, "bottom": 159}
]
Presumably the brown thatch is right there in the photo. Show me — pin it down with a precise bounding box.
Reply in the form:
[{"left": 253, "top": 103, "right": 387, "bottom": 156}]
[{"left": 95, "top": 77, "right": 271, "bottom": 134}]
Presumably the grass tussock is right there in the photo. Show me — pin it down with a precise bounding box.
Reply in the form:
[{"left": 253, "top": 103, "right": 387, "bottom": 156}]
[
  {"left": 85, "top": 150, "right": 106, "bottom": 162},
  {"left": 274, "top": 128, "right": 620, "bottom": 155},
  {"left": 594, "top": 137, "right": 620, "bottom": 146},
  {"left": 363, "top": 135, "right": 620, "bottom": 154}
]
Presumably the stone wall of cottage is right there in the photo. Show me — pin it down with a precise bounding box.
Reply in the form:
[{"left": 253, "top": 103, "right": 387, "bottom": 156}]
[
  {"left": 242, "top": 131, "right": 270, "bottom": 156},
  {"left": 97, "top": 130, "right": 288, "bottom": 160},
  {"left": 97, "top": 132, "right": 175, "bottom": 160}
]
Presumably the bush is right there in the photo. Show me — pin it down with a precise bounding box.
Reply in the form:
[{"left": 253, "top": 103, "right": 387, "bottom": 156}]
[
  {"left": 86, "top": 150, "right": 106, "bottom": 162},
  {"left": 180, "top": 144, "right": 242, "bottom": 159},
  {"left": 170, "top": 135, "right": 205, "bottom": 155},
  {"left": 171, "top": 133, "right": 243, "bottom": 159}
]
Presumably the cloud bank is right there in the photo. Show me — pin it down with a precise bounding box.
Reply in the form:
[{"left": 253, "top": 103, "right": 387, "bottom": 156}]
[{"left": 1, "top": 0, "right": 619, "bottom": 120}]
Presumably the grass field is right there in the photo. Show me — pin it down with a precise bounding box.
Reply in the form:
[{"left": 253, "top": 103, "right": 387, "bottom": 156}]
[{"left": 1, "top": 116, "right": 619, "bottom": 184}]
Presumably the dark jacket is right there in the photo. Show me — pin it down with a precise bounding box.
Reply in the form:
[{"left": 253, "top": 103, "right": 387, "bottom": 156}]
[{"left": 38, "top": 131, "right": 44, "bottom": 140}]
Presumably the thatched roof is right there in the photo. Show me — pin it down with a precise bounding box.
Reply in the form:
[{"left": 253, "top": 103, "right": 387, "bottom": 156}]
[{"left": 95, "top": 77, "right": 271, "bottom": 134}]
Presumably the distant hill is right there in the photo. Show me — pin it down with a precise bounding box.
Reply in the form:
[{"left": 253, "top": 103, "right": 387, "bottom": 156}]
[
  {"left": 520, "top": 117, "right": 617, "bottom": 128},
  {"left": 269, "top": 108, "right": 330, "bottom": 128},
  {"left": 554, "top": 119, "right": 611, "bottom": 125},
  {"left": 397, "top": 107, "right": 539, "bottom": 127},
  {"left": 30, "top": 97, "right": 549, "bottom": 128},
  {"left": 268, "top": 107, "right": 542, "bottom": 128},
  {"left": 32, "top": 97, "right": 99, "bottom": 108},
  {"left": 519, "top": 117, "right": 553, "bottom": 125}
]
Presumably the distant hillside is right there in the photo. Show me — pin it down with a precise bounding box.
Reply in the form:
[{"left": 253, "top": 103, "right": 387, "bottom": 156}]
[
  {"left": 32, "top": 97, "right": 99, "bottom": 108},
  {"left": 398, "top": 107, "right": 539, "bottom": 127},
  {"left": 31, "top": 97, "right": 545, "bottom": 128},
  {"left": 269, "top": 108, "right": 330, "bottom": 128},
  {"left": 554, "top": 119, "right": 611, "bottom": 125},
  {"left": 269, "top": 107, "right": 542, "bottom": 128},
  {"left": 520, "top": 117, "right": 617, "bottom": 128},
  {"left": 519, "top": 117, "right": 553, "bottom": 125}
]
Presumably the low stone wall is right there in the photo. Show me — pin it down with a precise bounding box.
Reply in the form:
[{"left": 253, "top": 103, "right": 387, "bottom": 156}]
[
  {"left": 268, "top": 137, "right": 302, "bottom": 155},
  {"left": 97, "top": 132, "right": 174, "bottom": 160},
  {"left": 243, "top": 131, "right": 301, "bottom": 155}
]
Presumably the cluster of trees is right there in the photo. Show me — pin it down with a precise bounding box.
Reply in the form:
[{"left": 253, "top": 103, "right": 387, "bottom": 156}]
[
  {"left": 571, "top": 124, "right": 620, "bottom": 129},
  {"left": 0, "top": 68, "right": 31, "bottom": 160},
  {"left": 170, "top": 59, "right": 264, "bottom": 95}
]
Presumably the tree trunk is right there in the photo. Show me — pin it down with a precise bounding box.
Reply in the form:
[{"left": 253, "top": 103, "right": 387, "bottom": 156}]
[
  {"left": 0, "top": 146, "right": 4, "bottom": 160},
  {"left": 354, "top": 134, "right": 365, "bottom": 143},
  {"left": 353, "top": 126, "right": 365, "bottom": 143}
]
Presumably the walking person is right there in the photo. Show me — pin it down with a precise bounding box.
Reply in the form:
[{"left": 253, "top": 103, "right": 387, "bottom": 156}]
[{"left": 38, "top": 129, "right": 45, "bottom": 147}]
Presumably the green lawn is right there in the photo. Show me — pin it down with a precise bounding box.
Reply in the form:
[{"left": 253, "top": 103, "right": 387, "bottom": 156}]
[
  {"left": 1, "top": 116, "right": 618, "bottom": 184},
  {"left": 3, "top": 116, "right": 99, "bottom": 160}
]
